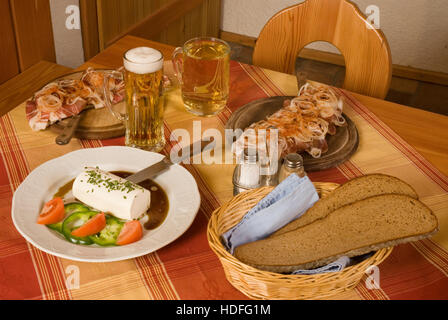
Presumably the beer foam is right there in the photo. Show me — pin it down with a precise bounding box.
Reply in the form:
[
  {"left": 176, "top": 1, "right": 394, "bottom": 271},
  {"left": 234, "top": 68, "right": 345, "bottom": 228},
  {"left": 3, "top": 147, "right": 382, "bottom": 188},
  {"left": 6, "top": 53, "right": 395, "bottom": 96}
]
[{"left": 124, "top": 47, "right": 163, "bottom": 74}]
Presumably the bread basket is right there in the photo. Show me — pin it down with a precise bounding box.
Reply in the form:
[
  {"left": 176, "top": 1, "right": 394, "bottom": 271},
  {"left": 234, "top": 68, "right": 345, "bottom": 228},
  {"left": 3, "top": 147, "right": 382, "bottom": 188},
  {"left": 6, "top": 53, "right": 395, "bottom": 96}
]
[{"left": 207, "top": 182, "right": 393, "bottom": 300}]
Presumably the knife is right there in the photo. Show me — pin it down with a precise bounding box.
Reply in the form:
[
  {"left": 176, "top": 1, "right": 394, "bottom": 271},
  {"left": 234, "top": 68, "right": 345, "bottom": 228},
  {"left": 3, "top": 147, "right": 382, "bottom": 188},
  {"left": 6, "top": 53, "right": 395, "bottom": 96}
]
[
  {"left": 55, "top": 105, "right": 94, "bottom": 145},
  {"left": 125, "top": 137, "right": 216, "bottom": 183}
]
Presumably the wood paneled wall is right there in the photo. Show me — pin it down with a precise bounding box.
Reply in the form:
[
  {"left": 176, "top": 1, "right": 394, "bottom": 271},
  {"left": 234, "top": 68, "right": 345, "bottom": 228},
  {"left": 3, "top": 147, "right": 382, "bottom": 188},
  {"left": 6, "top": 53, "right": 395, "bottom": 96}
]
[
  {"left": 0, "top": 0, "right": 56, "bottom": 85},
  {"left": 0, "top": 0, "right": 20, "bottom": 84},
  {"left": 1, "top": 0, "right": 221, "bottom": 84},
  {"left": 95, "top": 0, "right": 221, "bottom": 51},
  {"left": 9, "top": 0, "right": 56, "bottom": 71}
]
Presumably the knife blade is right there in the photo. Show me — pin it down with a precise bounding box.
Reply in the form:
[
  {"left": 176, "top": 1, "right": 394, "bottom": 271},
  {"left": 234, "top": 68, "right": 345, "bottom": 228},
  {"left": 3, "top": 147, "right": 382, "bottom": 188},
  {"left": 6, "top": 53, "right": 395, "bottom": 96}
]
[{"left": 125, "top": 137, "right": 216, "bottom": 184}]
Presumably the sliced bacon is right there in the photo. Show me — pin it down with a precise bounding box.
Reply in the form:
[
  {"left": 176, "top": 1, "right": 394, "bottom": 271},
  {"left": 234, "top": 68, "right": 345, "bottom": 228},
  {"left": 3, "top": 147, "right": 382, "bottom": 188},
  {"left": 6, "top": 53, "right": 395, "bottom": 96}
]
[
  {"left": 26, "top": 68, "right": 125, "bottom": 131},
  {"left": 234, "top": 82, "right": 345, "bottom": 159}
]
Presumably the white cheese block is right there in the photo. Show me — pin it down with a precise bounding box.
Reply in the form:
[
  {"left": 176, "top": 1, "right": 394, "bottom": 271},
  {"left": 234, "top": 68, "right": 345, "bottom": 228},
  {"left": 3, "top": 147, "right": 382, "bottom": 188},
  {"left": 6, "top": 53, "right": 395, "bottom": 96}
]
[{"left": 72, "top": 168, "right": 151, "bottom": 220}]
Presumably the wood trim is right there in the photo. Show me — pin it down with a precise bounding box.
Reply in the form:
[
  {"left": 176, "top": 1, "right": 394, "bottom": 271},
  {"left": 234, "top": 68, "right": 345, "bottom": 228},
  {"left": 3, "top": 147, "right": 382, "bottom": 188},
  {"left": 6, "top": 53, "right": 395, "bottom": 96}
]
[
  {"left": 220, "top": 30, "right": 257, "bottom": 47},
  {"left": 104, "top": 0, "right": 206, "bottom": 48},
  {"left": 0, "top": 60, "right": 72, "bottom": 117},
  {"left": 79, "top": 0, "right": 100, "bottom": 61},
  {"left": 297, "top": 48, "right": 345, "bottom": 67},
  {"left": 220, "top": 30, "right": 448, "bottom": 86},
  {"left": 392, "top": 65, "right": 448, "bottom": 87}
]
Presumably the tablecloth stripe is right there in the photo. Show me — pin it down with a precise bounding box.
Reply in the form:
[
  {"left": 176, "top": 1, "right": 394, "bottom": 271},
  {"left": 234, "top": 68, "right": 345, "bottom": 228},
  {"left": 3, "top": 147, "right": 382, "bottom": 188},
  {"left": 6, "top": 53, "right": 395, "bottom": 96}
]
[
  {"left": 0, "top": 119, "right": 43, "bottom": 300},
  {"left": 0, "top": 114, "right": 71, "bottom": 300},
  {"left": 412, "top": 240, "right": 448, "bottom": 276},
  {"left": 164, "top": 125, "right": 222, "bottom": 216},
  {"left": 135, "top": 254, "right": 179, "bottom": 300},
  {"left": 340, "top": 90, "right": 448, "bottom": 192},
  {"left": 374, "top": 243, "right": 448, "bottom": 299},
  {"left": 240, "top": 64, "right": 285, "bottom": 97}
]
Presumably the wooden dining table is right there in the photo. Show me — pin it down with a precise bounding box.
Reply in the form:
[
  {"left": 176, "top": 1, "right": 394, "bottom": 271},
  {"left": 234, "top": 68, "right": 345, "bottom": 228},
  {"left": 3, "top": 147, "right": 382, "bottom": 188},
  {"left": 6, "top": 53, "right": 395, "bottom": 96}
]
[
  {"left": 0, "top": 35, "right": 447, "bottom": 300},
  {"left": 1, "top": 36, "right": 447, "bottom": 176}
]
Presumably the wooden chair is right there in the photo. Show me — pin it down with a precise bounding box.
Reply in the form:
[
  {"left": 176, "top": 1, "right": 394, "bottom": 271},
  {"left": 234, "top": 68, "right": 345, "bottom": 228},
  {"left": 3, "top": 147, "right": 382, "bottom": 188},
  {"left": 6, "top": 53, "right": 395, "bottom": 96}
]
[{"left": 253, "top": 0, "right": 392, "bottom": 99}]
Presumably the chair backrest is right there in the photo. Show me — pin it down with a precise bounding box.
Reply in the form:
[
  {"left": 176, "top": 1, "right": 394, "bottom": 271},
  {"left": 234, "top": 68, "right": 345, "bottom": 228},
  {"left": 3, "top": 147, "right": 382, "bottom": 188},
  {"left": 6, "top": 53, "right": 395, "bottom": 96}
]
[{"left": 253, "top": 0, "right": 392, "bottom": 99}]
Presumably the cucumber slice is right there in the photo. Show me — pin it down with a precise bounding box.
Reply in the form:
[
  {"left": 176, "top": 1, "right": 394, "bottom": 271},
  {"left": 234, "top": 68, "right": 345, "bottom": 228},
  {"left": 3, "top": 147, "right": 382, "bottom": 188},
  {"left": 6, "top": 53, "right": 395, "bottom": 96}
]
[
  {"left": 89, "top": 216, "right": 124, "bottom": 246},
  {"left": 62, "top": 211, "right": 98, "bottom": 245},
  {"left": 47, "top": 203, "right": 90, "bottom": 233},
  {"left": 47, "top": 222, "right": 64, "bottom": 233},
  {"left": 64, "top": 203, "right": 90, "bottom": 215}
]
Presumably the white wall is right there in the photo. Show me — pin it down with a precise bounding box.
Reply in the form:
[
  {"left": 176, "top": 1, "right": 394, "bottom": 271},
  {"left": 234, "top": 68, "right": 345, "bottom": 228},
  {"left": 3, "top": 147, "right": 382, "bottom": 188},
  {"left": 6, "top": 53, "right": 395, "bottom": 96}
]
[
  {"left": 49, "top": 0, "right": 85, "bottom": 68},
  {"left": 221, "top": 0, "right": 448, "bottom": 73}
]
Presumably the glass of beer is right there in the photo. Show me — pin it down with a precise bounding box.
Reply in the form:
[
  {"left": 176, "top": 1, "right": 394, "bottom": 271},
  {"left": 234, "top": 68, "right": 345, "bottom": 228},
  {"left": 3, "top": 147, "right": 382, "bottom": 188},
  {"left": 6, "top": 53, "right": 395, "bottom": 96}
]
[
  {"left": 103, "top": 47, "right": 165, "bottom": 152},
  {"left": 172, "top": 37, "right": 230, "bottom": 117}
]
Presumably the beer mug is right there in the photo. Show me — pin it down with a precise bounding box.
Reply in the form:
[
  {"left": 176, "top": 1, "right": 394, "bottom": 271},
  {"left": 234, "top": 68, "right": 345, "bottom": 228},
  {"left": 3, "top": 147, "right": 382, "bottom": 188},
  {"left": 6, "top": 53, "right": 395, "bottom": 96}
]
[
  {"left": 172, "top": 37, "right": 230, "bottom": 117},
  {"left": 103, "top": 47, "right": 165, "bottom": 152}
]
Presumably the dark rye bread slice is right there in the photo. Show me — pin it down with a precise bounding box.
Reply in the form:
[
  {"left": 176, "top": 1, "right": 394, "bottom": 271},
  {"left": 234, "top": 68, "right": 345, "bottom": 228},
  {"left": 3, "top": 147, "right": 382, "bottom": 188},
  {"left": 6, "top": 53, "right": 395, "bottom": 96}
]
[
  {"left": 234, "top": 194, "right": 438, "bottom": 273},
  {"left": 271, "top": 174, "right": 418, "bottom": 237}
]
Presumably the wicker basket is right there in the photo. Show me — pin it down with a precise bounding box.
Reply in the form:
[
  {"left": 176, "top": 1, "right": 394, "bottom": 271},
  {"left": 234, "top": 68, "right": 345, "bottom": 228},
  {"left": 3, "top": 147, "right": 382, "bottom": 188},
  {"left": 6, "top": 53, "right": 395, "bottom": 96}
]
[{"left": 207, "top": 182, "right": 393, "bottom": 300}]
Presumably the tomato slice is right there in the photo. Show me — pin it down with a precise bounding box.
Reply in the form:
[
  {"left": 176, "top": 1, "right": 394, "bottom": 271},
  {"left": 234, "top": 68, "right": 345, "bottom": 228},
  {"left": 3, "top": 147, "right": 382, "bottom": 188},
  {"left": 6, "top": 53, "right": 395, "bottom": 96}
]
[
  {"left": 71, "top": 212, "right": 106, "bottom": 238},
  {"left": 37, "top": 198, "right": 65, "bottom": 225},
  {"left": 116, "top": 220, "right": 143, "bottom": 246}
]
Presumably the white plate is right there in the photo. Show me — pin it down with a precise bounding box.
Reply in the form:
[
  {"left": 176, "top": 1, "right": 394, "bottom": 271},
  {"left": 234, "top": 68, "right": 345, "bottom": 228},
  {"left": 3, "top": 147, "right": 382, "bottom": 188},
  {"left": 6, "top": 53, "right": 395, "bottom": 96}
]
[{"left": 12, "top": 146, "right": 201, "bottom": 263}]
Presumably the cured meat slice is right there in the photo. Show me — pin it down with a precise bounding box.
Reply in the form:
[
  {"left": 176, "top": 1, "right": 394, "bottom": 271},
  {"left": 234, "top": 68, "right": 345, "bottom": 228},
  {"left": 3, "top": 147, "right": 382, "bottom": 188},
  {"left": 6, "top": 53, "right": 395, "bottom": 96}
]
[
  {"left": 26, "top": 68, "right": 125, "bottom": 131},
  {"left": 234, "top": 82, "right": 346, "bottom": 159}
]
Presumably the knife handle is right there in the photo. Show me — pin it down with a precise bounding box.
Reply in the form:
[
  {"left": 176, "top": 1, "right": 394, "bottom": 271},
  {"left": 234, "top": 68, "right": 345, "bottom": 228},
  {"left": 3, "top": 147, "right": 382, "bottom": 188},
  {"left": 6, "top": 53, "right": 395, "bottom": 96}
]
[{"left": 55, "top": 114, "right": 82, "bottom": 145}]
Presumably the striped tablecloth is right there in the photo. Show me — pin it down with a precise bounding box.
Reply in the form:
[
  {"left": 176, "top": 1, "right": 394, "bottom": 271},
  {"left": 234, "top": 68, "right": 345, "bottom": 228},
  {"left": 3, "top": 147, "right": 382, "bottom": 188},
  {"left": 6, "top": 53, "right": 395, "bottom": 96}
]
[{"left": 1, "top": 61, "right": 447, "bottom": 300}]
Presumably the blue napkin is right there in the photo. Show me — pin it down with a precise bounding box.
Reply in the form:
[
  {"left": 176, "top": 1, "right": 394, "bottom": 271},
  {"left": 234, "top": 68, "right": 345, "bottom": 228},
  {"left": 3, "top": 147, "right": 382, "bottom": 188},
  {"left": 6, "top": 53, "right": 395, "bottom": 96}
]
[
  {"left": 222, "top": 174, "right": 319, "bottom": 254},
  {"left": 222, "top": 174, "right": 351, "bottom": 274},
  {"left": 291, "top": 256, "right": 351, "bottom": 275}
]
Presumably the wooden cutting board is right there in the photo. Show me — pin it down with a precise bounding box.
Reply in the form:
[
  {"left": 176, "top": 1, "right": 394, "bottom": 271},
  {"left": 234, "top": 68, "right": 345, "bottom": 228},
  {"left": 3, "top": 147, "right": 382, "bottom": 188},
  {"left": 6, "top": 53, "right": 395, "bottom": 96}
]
[
  {"left": 49, "top": 70, "right": 126, "bottom": 140},
  {"left": 50, "top": 107, "right": 125, "bottom": 140},
  {"left": 226, "top": 96, "right": 359, "bottom": 172}
]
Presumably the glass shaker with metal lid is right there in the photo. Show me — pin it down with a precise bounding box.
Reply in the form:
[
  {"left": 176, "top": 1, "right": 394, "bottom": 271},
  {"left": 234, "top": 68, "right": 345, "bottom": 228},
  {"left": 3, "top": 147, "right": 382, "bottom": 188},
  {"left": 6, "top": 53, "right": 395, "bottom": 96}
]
[
  {"left": 232, "top": 147, "right": 262, "bottom": 196},
  {"left": 278, "top": 153, "right": 306, "bottom": 183}
]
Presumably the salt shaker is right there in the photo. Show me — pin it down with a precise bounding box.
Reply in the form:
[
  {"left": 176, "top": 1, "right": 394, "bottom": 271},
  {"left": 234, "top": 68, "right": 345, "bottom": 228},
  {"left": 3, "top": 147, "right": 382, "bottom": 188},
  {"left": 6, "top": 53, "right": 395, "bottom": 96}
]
[
  {"left": 278, "top": 153, "right": 306, "bottom": 183},
  {"left": 233, "top": 148, "right": 262, "bottom": 196}
]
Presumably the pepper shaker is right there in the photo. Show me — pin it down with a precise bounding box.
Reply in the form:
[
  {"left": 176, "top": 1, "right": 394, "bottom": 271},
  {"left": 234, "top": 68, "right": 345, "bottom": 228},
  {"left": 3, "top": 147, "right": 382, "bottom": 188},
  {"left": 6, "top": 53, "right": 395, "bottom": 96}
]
[{"left": 278, "top": 153, "right": 306, "bottom": 183}]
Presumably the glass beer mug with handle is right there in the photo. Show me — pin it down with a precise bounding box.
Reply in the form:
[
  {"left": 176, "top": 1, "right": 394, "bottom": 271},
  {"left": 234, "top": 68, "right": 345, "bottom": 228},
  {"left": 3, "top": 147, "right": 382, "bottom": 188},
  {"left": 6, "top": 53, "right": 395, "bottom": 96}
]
[
  {"left": 103, "top": 47, "right": 166, "bottom": 152},
  {"left": 172, "top": 37, "right": 230, "bottom": 117}
]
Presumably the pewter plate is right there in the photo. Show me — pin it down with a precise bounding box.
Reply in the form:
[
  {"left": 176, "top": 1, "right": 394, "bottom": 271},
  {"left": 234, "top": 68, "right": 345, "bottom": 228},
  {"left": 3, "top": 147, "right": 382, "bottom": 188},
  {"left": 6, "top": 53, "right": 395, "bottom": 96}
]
[{"left": 226, "top": 96, "right": 359, "bottom": 172}]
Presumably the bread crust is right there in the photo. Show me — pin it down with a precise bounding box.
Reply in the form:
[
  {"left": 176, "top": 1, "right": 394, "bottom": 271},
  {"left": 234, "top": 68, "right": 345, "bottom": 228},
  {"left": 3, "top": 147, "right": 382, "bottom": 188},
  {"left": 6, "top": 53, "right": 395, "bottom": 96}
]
[
  {"left": 234, "top": 194, "right": 438, "bottom": 273},
  {"left": 271, "top": 174, "right": 419, "bottom": 237}
]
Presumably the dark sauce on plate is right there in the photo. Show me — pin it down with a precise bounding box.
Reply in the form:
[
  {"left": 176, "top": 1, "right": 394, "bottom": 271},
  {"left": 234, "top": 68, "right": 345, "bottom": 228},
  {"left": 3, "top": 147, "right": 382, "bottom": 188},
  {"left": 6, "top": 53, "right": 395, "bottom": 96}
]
[
  {"left": 54, "top": 180, "right": 74, "bottom": 198},
  {"left": 54, "top": 171, "right": 169, "bottom": 230},
  {"left": 114, "top": 172, "right": 169, "bottom": 230}
]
